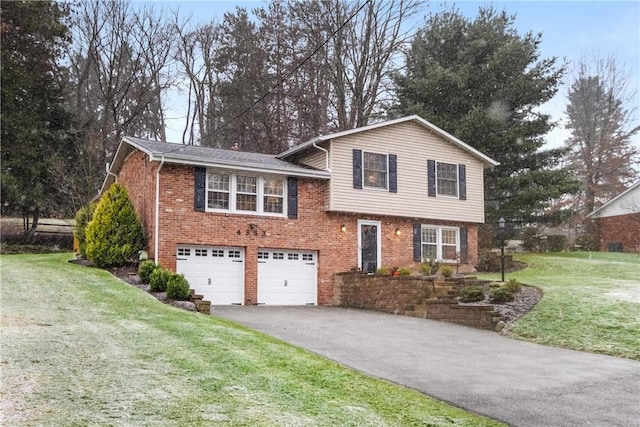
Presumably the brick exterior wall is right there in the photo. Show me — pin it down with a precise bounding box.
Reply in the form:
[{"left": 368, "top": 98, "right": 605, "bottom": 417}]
[
  {"left": 116, "top": 150, "right": 480, "bottom": 305},
  {"left": 596, "top": 213, "right": 640, "bottom": 253}
]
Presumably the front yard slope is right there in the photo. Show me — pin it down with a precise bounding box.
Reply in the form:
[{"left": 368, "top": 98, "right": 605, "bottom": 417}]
[
  {"left": 0, "top": 253, "right": 503, "bottom": 427},
  {"left": 484, "top": 252, "right": 640, "bottom": 360}
]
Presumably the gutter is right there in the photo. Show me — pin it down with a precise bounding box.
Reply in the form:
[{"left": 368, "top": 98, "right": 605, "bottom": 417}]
[
  {"left": 154, "top": 156, "right": 165, "bottom": 263},
  {"left": 312, "top": 142, "right": 331, "bottom": 172}
]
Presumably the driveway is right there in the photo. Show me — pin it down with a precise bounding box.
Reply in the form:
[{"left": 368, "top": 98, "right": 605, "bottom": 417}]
[{"left": 212, "top": 306, "right": 640, "bottom": 427}]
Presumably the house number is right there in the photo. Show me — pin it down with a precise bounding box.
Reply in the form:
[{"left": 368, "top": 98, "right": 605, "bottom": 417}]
[{"left": 236, "top": 229, "right": 267, "bottom": 237}]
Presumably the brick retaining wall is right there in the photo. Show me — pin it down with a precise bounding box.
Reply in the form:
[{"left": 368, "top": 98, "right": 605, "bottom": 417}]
[{"left": 333, "top": 273, "right": 504, "bottom": 330}]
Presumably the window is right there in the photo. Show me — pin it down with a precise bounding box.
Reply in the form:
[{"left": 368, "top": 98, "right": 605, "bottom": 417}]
[
  {"left": 211, "top": 250, "right": 224, "bottom": 257},
  {"left": 257, "top": 252, "right": 269, "bottom": 259},
  {"left": 205, "top": 171, "right": 286, "bottom": 215},
  {"left": 236, "top": 175, "right": 257, "bottom": 212},
  {"left": 437, "top": 162, "right": 458, "bottom": 197},
  {"left": 195, "top": 248, "right": 208, "bottom": 257},
  {"left": 302, "top": 253, "right": 313, "bottom": 261},
  {"left": 287, "top": 253, "right": 299, "bottom": 260},
  {"left": 228, "top": 250, "right": 241, "bottom": 258},
  {"left": 272, "top": 252, "right": 284, "bottom": 260},
  {"left": 363, "top": 152, "right": 388, "bottom": 189},
  {"left": 207, "top": 173, "right": 230, "bottom": 209},
  {"left": 421, "top": 225, "right": 459, "bottom": 261},
  {"left": 177, "top": 248, "right": 190, "bottom": 257},
  {"left": 263, "top": 178, "right": 284, "bottom": 214}
]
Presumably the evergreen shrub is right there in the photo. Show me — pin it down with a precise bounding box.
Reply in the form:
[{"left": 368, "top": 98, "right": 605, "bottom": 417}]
[
  {"left": 149, "top": 268, "right": 171, "bottom": 292},
  {"left": 490, "top": 286, "right": 514, "bottom": 303},
  {"left": 138, "top": 260, "right": 157, "bottom": 284},
  {"left": 74, "top": 202, "right": 97, "bottom": 257},
  {"left": 85, "top": 183, "right": 144, "bottom": 268},
  {"left": 166, "top": 273, "right": 190, "bottom": 300},
  {"left": 460, "top": 285, "right": 484, "bottom": 303}
]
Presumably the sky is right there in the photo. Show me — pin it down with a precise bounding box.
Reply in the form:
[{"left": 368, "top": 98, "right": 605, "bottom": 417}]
[{"left": 160, "top": 0, "right": 640, "bottom": 151}]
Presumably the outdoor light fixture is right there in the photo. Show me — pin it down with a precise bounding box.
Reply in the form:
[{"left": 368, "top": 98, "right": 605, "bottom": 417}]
[
  {"left": 498, "top": 217, "right": 506, "bottom": 282},
  {"left": 341, "top": 224, "right": 346, "bottom": 233},
  {"left": 395, "top": 228, "right": 401, "bottom": 236}
]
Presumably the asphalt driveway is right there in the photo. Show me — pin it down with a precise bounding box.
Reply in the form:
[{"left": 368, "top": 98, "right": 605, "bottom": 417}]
[{"left": 213, "top": 306, "right": 640, "bottom": 427}]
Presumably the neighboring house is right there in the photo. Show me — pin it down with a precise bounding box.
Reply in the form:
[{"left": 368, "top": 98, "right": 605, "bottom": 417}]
[
  {"left": 103, "top": 115, "right": 498, "bottom": 305},
  {"left": 586, "top": 182, "right": 640, "bottom": 253}
]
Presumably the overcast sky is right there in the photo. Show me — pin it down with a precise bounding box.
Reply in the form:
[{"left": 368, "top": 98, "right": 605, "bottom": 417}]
[{"left": 161, "top": 0, "right": 640, "bottom": 151}]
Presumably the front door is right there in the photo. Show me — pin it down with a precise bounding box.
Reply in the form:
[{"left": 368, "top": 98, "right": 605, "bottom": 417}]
[{"left": 358, "top": 220, "right": 381, "bottom": 273}]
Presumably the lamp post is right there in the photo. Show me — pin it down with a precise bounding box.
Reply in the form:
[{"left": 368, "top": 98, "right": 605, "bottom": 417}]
[{"left": 498, "top": 217, "right": 505, "bottom": 282}]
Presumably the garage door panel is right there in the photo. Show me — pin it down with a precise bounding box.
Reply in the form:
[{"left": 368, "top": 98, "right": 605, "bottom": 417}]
[
  {"left": 257, "top": 249, "right": 317, "bottom": 305},
  {"left": 176, "top": 246, "right": 244, "bottom": 305}
]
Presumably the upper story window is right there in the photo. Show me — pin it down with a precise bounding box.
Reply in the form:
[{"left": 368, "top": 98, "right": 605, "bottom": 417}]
[
  {"left": 437, "top": 162, "right": 458, "bottom": 197},
  {"left": 421, "top": 225, "right": 459, "bottom": 262},
  {"left": 363, "top": 152, "right": 388, "bottom": 189},
  {"left": 206, "top": 171, "right": 285, "bottom": 216}
]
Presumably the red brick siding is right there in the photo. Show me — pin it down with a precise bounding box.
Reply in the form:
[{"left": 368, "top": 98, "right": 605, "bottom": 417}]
[
  {"left": 117, "top": 153, "right": 480, "bottom": 305},
  {"left": 596, "top": 213, "right": 640, "bottom": 253}
]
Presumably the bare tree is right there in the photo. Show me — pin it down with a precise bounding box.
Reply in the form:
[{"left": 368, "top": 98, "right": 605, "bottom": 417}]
[
  {"left": 67, "top": 0, "right": 175, "bottom": 202},
  {"left": 564, "top": 54, "right": 640, "bottom": 217}
]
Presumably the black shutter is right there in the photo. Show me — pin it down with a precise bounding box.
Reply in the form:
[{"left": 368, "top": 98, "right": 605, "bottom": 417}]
[
  {"left": 460, "top": 226, "right": 468, "bottom": 264},
  {"left": 458, "top": 164, "right": 466, "bottom": 200},
  {"left": 353, "top": 149, "right": 362, "bottom": 189},
  {"left": 287, "top": 177, "right": 298, "bottom": 219},
  {"left": 389, "top": 154, "right": 397, "bottom": 193},
  {"left": 427, "top": 159, "right": 436, "bottom": 197},
  {"left": 413, "top": 223, "right": 422, "bottom": 262},
  {"left": 194, "top": 167, "right": 206, "bottom": 212}
]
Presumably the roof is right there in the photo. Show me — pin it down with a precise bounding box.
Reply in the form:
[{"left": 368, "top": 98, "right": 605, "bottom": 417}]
[
  {"left": 101, "top": 136, "right": 330, "bottom": 194},
  {"left": 276, "top": 115, "right": 500, "bottom": 168},
  {"left": 586, "top": 181, "right": 640, "bottom": 219}
]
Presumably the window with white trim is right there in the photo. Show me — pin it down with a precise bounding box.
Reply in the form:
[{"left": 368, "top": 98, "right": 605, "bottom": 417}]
[
  {"left": 421, "top": 225, "right": 459, "bottom": 262},
  {"left": 437, "top": 162, "right": 458, "bottom": 197},
  {"left": 363, "top": 152, "right": 388, "bottom": 189},
  {"left": 206, "top": 171, "right": 286, "bottom": 216}
]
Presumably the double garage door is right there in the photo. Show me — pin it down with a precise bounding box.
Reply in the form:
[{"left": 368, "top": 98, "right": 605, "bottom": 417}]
[{"left": 176, "top": 246, "right": 317, "bottom": 305}]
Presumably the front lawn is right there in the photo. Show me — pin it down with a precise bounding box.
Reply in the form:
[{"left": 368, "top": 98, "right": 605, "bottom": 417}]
[
  {"left": 479, "top": 252, "right": 640, "bottom": 360},
  {"left": 0, "top": 253, "right": 502, "bottom": 426}
]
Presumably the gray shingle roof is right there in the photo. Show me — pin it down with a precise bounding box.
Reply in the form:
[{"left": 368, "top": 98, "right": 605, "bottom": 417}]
[{"left": 122, "top": 136, "right": 330, "bottom": 178}]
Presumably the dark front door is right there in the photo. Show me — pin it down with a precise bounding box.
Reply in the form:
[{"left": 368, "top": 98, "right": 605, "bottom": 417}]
[{"left": 360, "top": 224, "right": 378, "bottom": 273}]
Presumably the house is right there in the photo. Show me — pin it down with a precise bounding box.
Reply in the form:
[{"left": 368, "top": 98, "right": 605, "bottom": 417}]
[
  {"left": 103, "top": 115, "right": 498, "bottom": 305},
  {"left": 586, "top": 181, "right": 640, "bottom": 253}
]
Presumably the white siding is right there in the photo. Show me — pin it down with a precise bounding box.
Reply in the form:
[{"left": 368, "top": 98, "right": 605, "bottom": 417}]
[
  {"left": 327, "top": 122, "right": 486, "bottom": 223},
  {"left": 593, "top": 185, "right": 640, "bottom": 218}
]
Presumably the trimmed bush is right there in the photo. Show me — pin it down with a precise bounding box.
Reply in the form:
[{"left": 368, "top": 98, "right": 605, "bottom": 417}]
[
  {"left": 420, "top": 258, "right": 440, "bottom": 275},
  {"left": 138, "top": 260, "right": 157, "bottom": 284},
  {"left": 504, "top": 278, "right": 522, "bottom": 294},
  {"left": 376, "top": 267, "right": 390, "bottom": 276},
  {"left": 440, "top": 265, "right": 454, "bottom": 277},
  {"left": 85, "top": 183, "right": 145, "bottom": 268},
  {"left": 398, "top": 266, "right": 412, "bottom": 276},
  {"left": 166, "top": 273, "right": 190, "bottom": 300},
  {"left": 460, "top": 285, "right": 484, "bottom": 303},
  {"left": 149, "top": 268, "right": 171, "bottom": 292},
  {"left": 490, "top": 286, "right": 514, "bottom": 303},
  {"left": 74, "top": 202, "right": 97, "bottom": 257}
]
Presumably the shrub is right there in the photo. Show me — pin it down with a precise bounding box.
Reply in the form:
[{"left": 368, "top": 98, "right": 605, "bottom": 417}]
[
  {"left": 420, "top": 258, "right": 440, "bottom": 275},
  {"left": 376, "top": 267, "right": 390, "bottom": 276},
  {"left": 85, "top": 183, "right": 145, "bottom": 268},
  {"left": 74, "top": 202, "right": 97, "bottom": 257},
  {"left": 460, "top": 285, "right": 484, "bottom": 303},
  {"left": 398, "top": 266, "right": 412, "bottom": 276},
  {"left": 138, "top": 260, "right": 157, "bottom": 284},
  {"left": 489, "top": 282, "right": 502, "bottom": 289},
  {"left": 149, "top": 268, "right": 172, "bottom": 292},
  {"left": 490, "top": 286, "right": 514, "bottom": 303},
  {"left": 166, "top": 273, "right": 190, "bottom": 300},
  {"left": 504, "top": 278, "right": 522, "bottom": 293},
  {"left": 440, "top": 265, "right": 453, "bottom": 277}
]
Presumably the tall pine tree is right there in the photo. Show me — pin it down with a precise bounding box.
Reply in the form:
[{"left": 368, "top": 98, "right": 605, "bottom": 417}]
[
  {"left": 1, "top": 0, "right": 76, "bottom": 228},
  {"left": 393, "top": 6, "right": 578, "bottom": 226}
]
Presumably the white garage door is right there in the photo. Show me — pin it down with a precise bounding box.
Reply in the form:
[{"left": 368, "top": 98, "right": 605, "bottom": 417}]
[
  {"left": 176, "top": 246, "right": 244, "bottom": 305},
  {"left": 257, "top": 249, "right": 317, "bottom": 305}
]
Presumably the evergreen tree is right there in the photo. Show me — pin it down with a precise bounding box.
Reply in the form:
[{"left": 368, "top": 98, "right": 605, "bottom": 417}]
[
  {"left": 1, "top": 0, "right": 76, "bottom": 228},
  {"left": 85, "top": 184, "right": 145, "bottom": 268},
  {"left": 393, "top": 6, "right": 579, "bottom": 224}
]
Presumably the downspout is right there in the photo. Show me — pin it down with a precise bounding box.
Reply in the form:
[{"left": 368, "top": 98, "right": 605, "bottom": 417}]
[
  {"left": 312, "top": 142, "right": 331, "bottom": 172},
  {"left": 154, "top": 156, "right": 165, "bottom": 263}
]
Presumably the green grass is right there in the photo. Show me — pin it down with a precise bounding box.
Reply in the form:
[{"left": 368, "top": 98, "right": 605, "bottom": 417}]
[
  {"left": 0, "top": 253, "right": 503, "bottom": 426},
  {"left": 479, "top": 252, "right": 640, "bottom": 360}
]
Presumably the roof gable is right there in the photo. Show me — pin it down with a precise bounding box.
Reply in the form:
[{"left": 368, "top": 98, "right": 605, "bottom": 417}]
[
  {"left": 277, "top": 115, "right": 499, "bottom": 168},
  {"left": 587, "top": 182, "right": 640, "bottom": 219}
]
